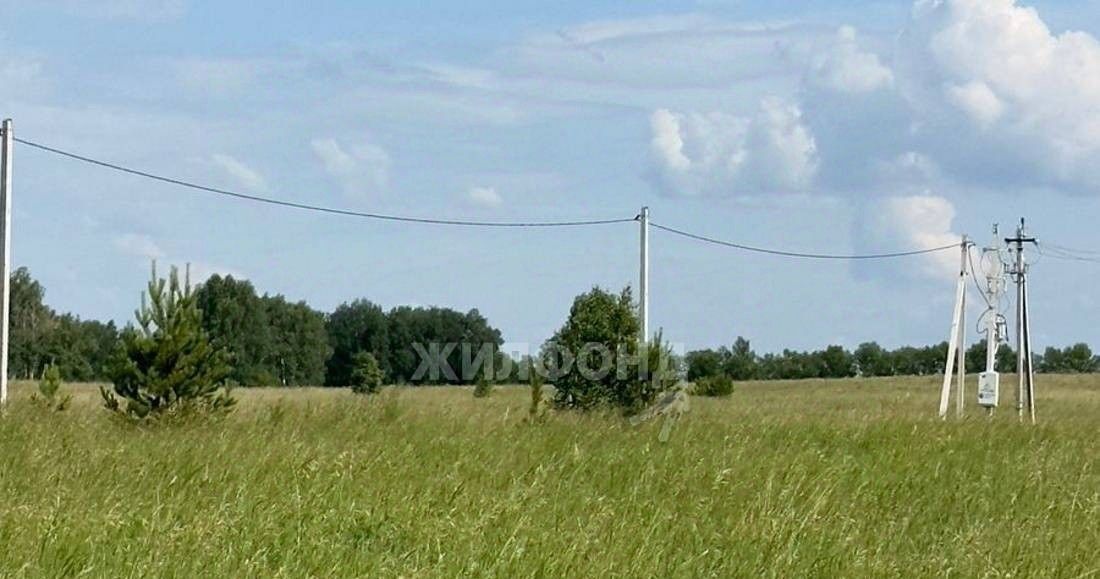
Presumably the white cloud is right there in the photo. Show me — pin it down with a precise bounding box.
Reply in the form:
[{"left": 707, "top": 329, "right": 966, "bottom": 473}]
[
  {"left": 746, "top": 99, "right": 819, "bottom": 190},
  {"left": 466, "top": 186, "right": 502, "bottom": 207},
  {"left": 866, "top": 195, "right": 962, "bottom": 278},
  {"left": 945, "top": 81, "right": 1005, "bottom": 128},
  {"left": 810, "top": 26, "right": 895, "bottom": 94},
  {"left": 900, "top": 0, "right": 1100, "bottom": 186},
  {"left": 310, "top": 137, "right": 391, "bottom": 197},
  {"left": 113, "top": 234, "right": 164, "bottom": 260},
  {"left": 512, "top": 16, "right": 821, "bottom": 99},
  {"left": 211, "top": 154, "right": 268, "bottom": 193},
  {"left": 649, "top": 99, "right": 817, "bottom": 196}
]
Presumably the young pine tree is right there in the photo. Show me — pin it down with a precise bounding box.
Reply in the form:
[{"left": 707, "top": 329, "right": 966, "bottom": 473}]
[
  {"left": 33, "top": 364, "right": 70, "bottom": 411},
  {"left": 102, "top": 263, "right": 235, "bottom": 419},
  {"left": 349, "top": 351, "right": 384, "bottom": 394},
  {"left": 528, "top": 369, "right": 547, "bottom": 421},
  {"left": 472, "top": 368, "right": 493, "bottom": 398}
]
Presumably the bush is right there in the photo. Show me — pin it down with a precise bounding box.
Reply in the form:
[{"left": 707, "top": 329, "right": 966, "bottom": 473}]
[
  {"left": 528, "top": 371, "right": 546, "bottom": 421},
  {"left": 102, "top": 263, "right": 235, "bottom": 419},
  {"left": 33, "top": 364, "right": 71, "bottom": 411},
  {"left": 473, "top": 375, "right": 492, "bottom": 398},
  {"left": 544, "top": 286, "right": 677, "bottom": 413},
  {"left": 38, "top": 364, "right": 61, "bottom": 399},
  {"left": 350, "top": 351, "right": 384, "bottom": 394},
  {"left": 694, "top": 375, "right": 734, "bottom": 397}
]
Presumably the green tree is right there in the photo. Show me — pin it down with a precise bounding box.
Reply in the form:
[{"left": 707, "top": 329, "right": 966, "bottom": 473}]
[
  {"left": 9, "top": 267, "right": 56, "bottom": 379},
  {"left": 724, "top": 337, "right": 758, "bottom": 380},
  {"left": 349, "top": 351, "right": 384, "bottom": 394},
  {"left": 326, "top": 300, "right": 390, "bottom": 386},
  {"left": 694, "top": 375, "right": 734, "bottom": 397},
  {"left": 544, "top": 286, "right": 675, "bottom": 412},
  {"left": 686, "top": 349, "right": 724, "bottom": 381},
  {"left": 195, "top": 275, "right": 273, "bottom": 386},
  {"left": 820, "top": 345, "right": 855, "bottom": 378},
  {"left": 545, "top": 287, "right": 639, "bottom": 409},
  {"left": 103, "top": 264, "right": 235, "bottom": 419},
  {"left": 263, "top": 295, "right": 330, "bottom": 385},
  {"left": 855, "top": 342, "right": 891, "bottom": 377},
  {"left": 473, "top": 374, "right": 493, "bottom": 398},
  {"left": 1042, "top": 343, "right": 1099, "bottom": 373}
]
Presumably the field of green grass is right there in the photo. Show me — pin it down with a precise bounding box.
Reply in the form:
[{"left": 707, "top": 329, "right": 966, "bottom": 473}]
[{"left": 1, "top": 375, "right": 1099, "bottom": 577}]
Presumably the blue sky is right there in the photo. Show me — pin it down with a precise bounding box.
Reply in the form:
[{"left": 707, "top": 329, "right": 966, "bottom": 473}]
[{"left": 1, "top": 0, "right": 1099, "bottom": 353}]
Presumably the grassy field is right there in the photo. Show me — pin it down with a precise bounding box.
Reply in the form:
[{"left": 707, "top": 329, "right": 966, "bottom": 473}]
[{"left": 1, "top": 376, "right": 1100, "bottom": 578}]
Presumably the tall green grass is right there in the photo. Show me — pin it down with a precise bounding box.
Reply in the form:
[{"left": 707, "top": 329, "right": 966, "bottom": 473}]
[{"left": 1, "top": 375, "right": 1099, "bottom": 577}]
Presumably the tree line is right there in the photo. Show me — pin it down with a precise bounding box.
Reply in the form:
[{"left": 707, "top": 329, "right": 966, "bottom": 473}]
[
  {"left": 9, "top": 266, "right": 1099, "bottom": 387},
  {"left": 9, "top": 267, "right": 502, "bottom": 387},
  {"left": 687, "top": 337, "right": 1100, "bottom": 383}
]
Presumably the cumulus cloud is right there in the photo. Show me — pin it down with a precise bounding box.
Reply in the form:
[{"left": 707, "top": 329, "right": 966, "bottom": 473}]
[
  {"left": 211, "top": 154, "right": 267, "bottom": 193},
  {"left": 466, "top": 186, "right": 502, "bottom": 207},
  {"left": 894, "top": 0, "right": 1100, "bottom": 188},
  {"left": 649, "top": 99, "right": 817, "bottom": 196},
  {"left": 810, "top": 26, "right": 894, "bottom": 94},
  {"left": 311, "top": 137, "right": 391, "bottom": 197},
  {"left": 864, "top": 195, "right": 962, "bottom": 278},
  {"left": 945, "top": 81, "right": 1005, "bottom": 128}
]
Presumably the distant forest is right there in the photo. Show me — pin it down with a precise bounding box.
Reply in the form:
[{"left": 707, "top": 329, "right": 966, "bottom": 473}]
[
  {"left": 7, "top": 267, "right": 1098, "bottom": 386},
  {"left": 9, "top": 267, "right": 502, "bottom": 386}
]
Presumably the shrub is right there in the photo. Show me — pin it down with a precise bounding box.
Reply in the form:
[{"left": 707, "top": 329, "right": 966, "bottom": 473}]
[
  {"left": 38, "top": 364, "right": 61, "bottom": 399},
  {"left": 473, "top": 374, "right": 492, "bottom": 398},
  {"left": 528, "top": 371, "right": 546, "bottom": 421},
  {"left": 544, "top": 286, "right": 678, "bottom": 413},
  {"left": 694, "top": 375, "right": 734, "bottom": 398},
  {"left": 102, "top": 263, "right": 235, "bottom": 419},
  {"left": 33, "top": 364, "right": 70, "bottom": 411},
  {"left": 350, "top": 351, "right": 384, "bottom": 394}
]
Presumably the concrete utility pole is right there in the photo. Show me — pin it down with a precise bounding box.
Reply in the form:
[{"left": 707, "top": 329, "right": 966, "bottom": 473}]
[
  {"left": 977, "top": 225, "right": 1006, "bottom": 414},
  {"left": 639, "top": 206, "right": 650, "bottom": 343},
  {"left": 1006, "top": 219, "right": 1037, "bottom": 423},
  {"left": 0, "top": 119, "right": 13, "bottom": 404},
  {"left": 940, "top": 236, "right": 970, "bottom": 419}
]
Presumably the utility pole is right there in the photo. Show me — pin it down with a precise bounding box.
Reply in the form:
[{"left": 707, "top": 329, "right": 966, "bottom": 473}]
[
  {"left": 639, "top": 206, "right": 650, "bottom": 343},
  {"left": 977, "top": 225, "right": 1006, "bottom": 414},
  {"left": 1006, "top": 219, "right": 1037, "bottom": 423},
  {"left": 0, "top": 119, "right": 13, "bottom": 405},
  {"left": 939, "top": 236, "right": 970, "bottom": 419}
]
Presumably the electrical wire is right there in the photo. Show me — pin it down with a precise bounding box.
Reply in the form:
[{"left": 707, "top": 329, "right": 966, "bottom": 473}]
[
  {"left": 13, "top": 137, "right": 636, "bottom": 228},
  {"left": 1044, "top": 242, "right": 1100, "bottom": 256},
  {"left": 967, "top": 245, "right": 994, "bottom": 309},
  {"left": 1037, "top": 242, "right": 1100, "bottom": 264},
  {"left": 649, "top": 221, "right": 961, "bottom": 260},
  {"left": 12, "top": 136, "right": 1094, "bottom": 264}
]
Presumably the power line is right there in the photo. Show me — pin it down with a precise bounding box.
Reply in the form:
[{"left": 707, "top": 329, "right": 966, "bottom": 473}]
[
  {"left": 649, "top": 221, "right": 960, "bottom": 260},
  {"left": 13, "top": 137, "right": 636, "bottom": 228},
  {"left": 967, "top": 245, "right": 995, "bottom": 309},
  {"left": 1044, "top": 242, "right": 1100, "bottom": 256},
  {"left": 13, "top": 136, "right": 1084, "bottom": 262},
  {"left": 1038, "top": 243, "right": 1100, "bottom": 264}
]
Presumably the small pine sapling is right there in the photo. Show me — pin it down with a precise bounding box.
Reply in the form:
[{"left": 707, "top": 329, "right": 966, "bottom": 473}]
[
  {"left": 33, "top": 364, "right": 71, "bottom": 411},
  {"left": 102, "top": 263, "right": 235, "bottom": 419},
  {"left": 473, "top": 372, "right": 493, "bottom": 398},
  {"left": 528, "top": 370, "right": 547, "bottom": 421},
  {"left": 350, "top": 351, "right": 384, "bottom": 394}
]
